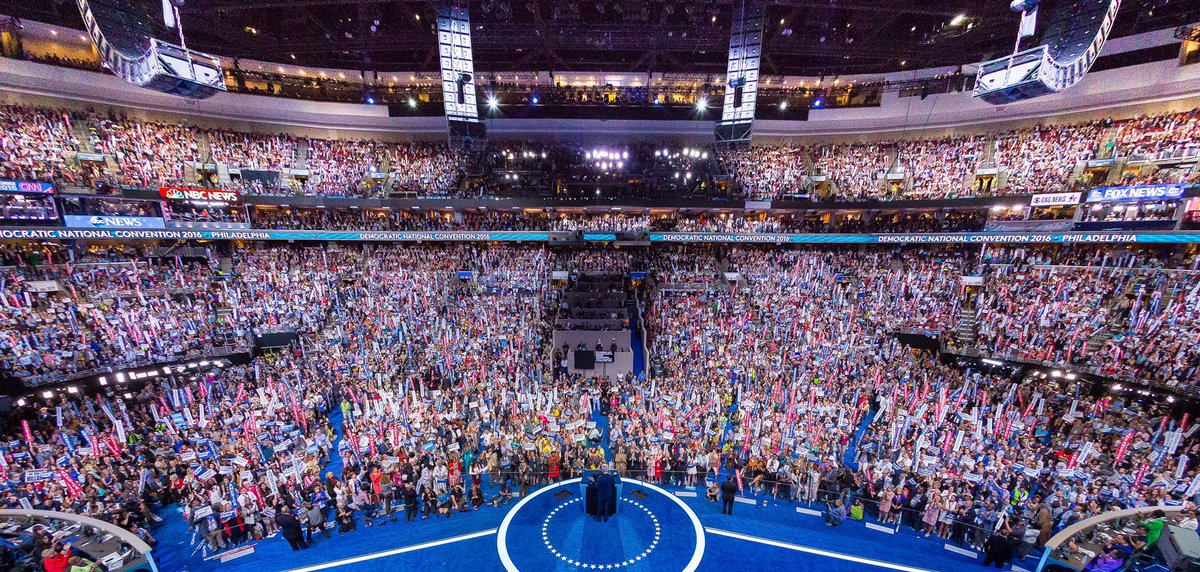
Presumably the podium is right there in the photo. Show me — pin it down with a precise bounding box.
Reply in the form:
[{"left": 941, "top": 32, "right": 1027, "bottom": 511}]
[{"left": 580, "top": 470, "right": 622, "bottom": 516}]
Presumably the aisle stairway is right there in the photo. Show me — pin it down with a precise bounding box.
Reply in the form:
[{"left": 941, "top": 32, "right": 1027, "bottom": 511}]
[
  {"left": 72, "top": 120, "right": 95, "bottom": 153},
  {"left": 627, "top": 298, "right": 645, "bottom": 379},
  {"left": 955, "top": 307, "right": 978, "bottom": 344},
  {"left": 1088, "top": 326, "right": 1118, "bottom": 354},
  {"left": 841, "top": 408, "right": 877, "bottom": 470}
]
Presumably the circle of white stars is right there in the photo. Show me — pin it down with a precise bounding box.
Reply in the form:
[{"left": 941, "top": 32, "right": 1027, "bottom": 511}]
[{"left": 540, "top": 497, "right": 661, "bottom": 568}]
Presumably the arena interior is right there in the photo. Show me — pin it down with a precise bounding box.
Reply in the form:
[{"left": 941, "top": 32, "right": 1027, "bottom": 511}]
[{"left": 3, "top": 1, "right": 1200, "bottom": 571}]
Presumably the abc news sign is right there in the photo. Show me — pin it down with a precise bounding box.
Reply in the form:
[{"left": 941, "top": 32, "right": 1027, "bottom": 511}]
[{"left": 63, "top": 215, "right": 166, "bottom": 229}]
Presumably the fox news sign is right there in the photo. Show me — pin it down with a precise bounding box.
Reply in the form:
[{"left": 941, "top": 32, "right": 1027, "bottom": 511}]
[{"left": 1086, "top": 184, "right": 1186, "bottom": 203}]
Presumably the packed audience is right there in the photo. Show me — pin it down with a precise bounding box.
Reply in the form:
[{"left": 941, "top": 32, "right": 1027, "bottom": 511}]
[
  {"left": 637, "top": 243, "right": 1197, "bottom": 566},
  {"left": 0, "top": 254, "right": 241, "bottom": 387},
  {"left": 3, "top": 103, "right": 1200, "bottom": 202},
  {"left": 0, "top": 239, "right": 1197, "bottom": 572}
]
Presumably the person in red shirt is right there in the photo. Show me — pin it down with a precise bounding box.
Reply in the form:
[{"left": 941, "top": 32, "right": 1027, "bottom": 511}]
[{"left": 41, "top": 543, "right": 72, "bottom": 572}]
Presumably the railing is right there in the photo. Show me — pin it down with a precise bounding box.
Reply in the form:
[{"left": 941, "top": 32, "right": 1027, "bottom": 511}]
[
  {"left": 0, "top": 509, "right": 158, "bottom": 572},
  {"left": 15, "top": 343, "right": 250, "bottom": 388},
  {"left": 1036, "top": 505, "right": 1187, "bottom": 571},
  {"left": 942, "top": 344, "right": 1200, "bottom": 400}
]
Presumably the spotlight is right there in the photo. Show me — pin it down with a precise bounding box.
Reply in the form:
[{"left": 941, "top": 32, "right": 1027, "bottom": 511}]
[
  {"left": 408, "top": 98, "right": 417, "bottom": 108},
  {"left": 366, "top": 97, "right": 376, "bottom": 105},
  {"left": 487, "top": 97, "right": 499, "bottom": 108},
  {"left": 532, "top": 95, "right": 539, "bottom": 105},
  {"left": 779, "top": 101, "right": 788, "bottom": 111},
  {"left": 695, "top": 98, "right": 707, "bottom": 111},
  {"left": 813, "top": 98, "right": 823, "bottom": 108}
]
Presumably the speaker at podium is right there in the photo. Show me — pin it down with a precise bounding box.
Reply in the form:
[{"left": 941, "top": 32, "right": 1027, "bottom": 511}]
[{"left": 580, "top": 468, "right": 622, "bottom": 519}]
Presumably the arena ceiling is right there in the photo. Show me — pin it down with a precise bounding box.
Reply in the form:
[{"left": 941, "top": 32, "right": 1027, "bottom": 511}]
[{"left": 14, "top": 0, "right": 1200, "bottom": 75}]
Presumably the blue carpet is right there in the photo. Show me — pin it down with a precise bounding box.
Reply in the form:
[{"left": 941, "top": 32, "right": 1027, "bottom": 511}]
[
  {"left": 151, "top": 478, "right": 1040, "bottom": 572},
  {"left": 500, "top": 480, "right": 700, "bottom": 572},
  {"left": 591, "top": 408, "right": 613, "bottom": 462},
  {"left": 325, "top": 407, "right": 346, "bottom": 477},
  {"left": 146, "top": 400, "right": 1034, "bottom": 572},
  {"left": 627, "top": 300, "right": 645, "bottom": 379},
  {"left": 842, "top": 407, "right": 877, "bottom": 470},
  {"left": 682, "top": 494, "right": 1011, "bottom": 572},
  {"left": 157, "top": 500, "right": 509, "bottom": 572}
]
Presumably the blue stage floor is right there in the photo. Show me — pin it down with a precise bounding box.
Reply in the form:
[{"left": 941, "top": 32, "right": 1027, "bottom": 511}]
[{"left": 156, "top": 478, "right": 1037, "bottom": 572}]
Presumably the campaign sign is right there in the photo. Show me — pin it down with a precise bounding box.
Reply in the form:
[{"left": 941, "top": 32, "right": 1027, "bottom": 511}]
[{"left": 23, "top": 469, "right": 54, "bottom": 483}]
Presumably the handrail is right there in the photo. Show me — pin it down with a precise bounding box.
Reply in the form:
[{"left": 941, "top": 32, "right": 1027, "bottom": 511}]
[
  {"left": 943, "top": 344, "right": 1200, "bottom": 400},
  {"left": 0, "top": 509, "right": 154, "bottom": 554},
  {"left": 0, "top": 508, "right": 158, "bottom": 572},
  {"left": 13, "top": 345, "right": 250, "bottom": 389},
  {"left": 1036, "top": 505, "right": 1186, "bottom": 572}
]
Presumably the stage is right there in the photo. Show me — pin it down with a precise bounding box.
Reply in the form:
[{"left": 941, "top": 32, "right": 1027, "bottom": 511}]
[
  {"left": 497, "top": 478, "right": 704, "bottom": 571},
  {"left": 158, "top": 478, "right": 1035, "bottom": 572}
]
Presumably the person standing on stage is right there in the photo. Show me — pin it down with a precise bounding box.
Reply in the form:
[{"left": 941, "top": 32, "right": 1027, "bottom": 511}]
[
  {"left": 720, "top": 475, "right": 738, "bottom": 515},
  {"left": 595, "top": 464, "right": 617, "bottom": 522}
]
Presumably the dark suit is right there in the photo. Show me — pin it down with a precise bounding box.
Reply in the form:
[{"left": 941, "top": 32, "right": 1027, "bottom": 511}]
[
  {"left": 720, "top": 480, "right": 738, "bottom": 515},
  {"left": 594, "top": 473, "right": 617, "bottom": 522},
  {"left": 276, "top": 511, "right": 308, "bottom": 551},
  {"left": 982, "top": 533, "right": 1015, "bottom": 568}
]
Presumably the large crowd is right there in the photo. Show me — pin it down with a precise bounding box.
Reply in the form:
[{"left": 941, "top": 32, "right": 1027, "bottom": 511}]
[
  {"left": 0, "top": 240, "right": 1197, "bottom": 572},
  {"left": 0, "top": 105, "right": 466, "bottom": 198},
  {"left": 719, "top": 110, "right": 1200, "bottom": 201},
  {"left": 5, "top": 102, "right": 1200, "bottom": 203}
]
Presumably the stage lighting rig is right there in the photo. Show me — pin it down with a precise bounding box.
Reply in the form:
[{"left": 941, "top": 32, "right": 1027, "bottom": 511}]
[
  {"left": 76, "top": 0, "right": 227, "bottom": 99},
  {"left": 974, "top": 0, "right": 1121, "bottom": 104}
]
